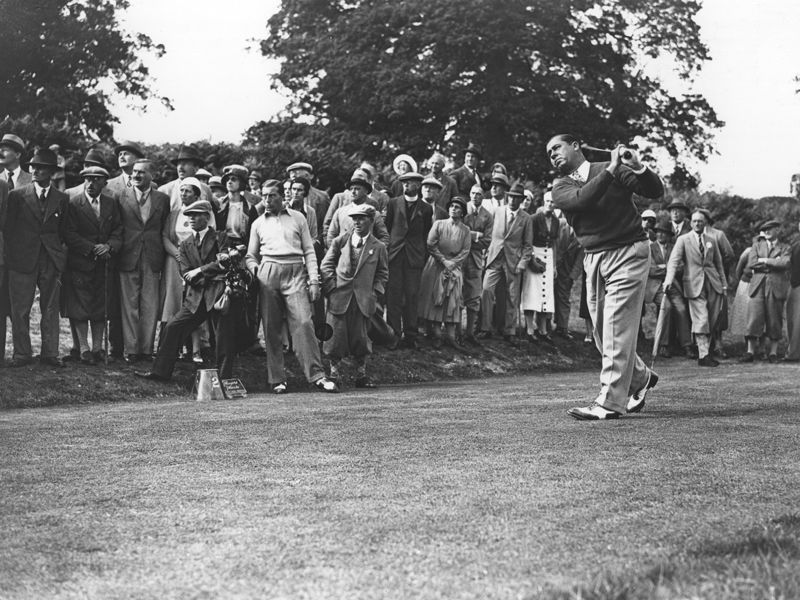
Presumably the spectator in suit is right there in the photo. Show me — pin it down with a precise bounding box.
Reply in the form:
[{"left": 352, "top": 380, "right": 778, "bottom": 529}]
[
  {"left": 106, "top": 141, "right": 145, "bottom": 198},
  {"left": 449, "top": 143, "right": 483, "bottom": 197},
  {"left": 384, "top": 171, "right": 433, "bottom": 349},
  {"left": 425, "top": 152, "right": 457, "bottom": 211},
  {"left": 287, "top": 177, "right": 321, "bottom": 246},
  {"left": 485, "top": 173, "right": 509, "bottom": 210},
  {"left": 462, "top": 184, "right": 493, "bottom": 344},
  {"left": 664, "top": 210, "right": 727, "bottom": 367},
  {"left": 65, "top": 149, "right": 108, "bottom": 196},
  {"left": 117, "top": 159, "right": 170, "bottom": 363},
  {"left": 321, "top": 204, "right": 389, "bottom": 388},
  {"left": 785, "top": 223, "right": 800, "bottom": 362},
  {"left": 62, "top": 166, "right": 123, "bottom": 364},
  {"left": 0, "top": 179, "right": 8, "bottom": 363},
  {"left": 667, "top": 201, "right": 691, "bottom": 238},
  {"left": 661, "top": 199, "right": 696, "bottom": 359},
  {"left": 388, "top": 154, "right": 417, "bottom": 198},
  {"left": 158, "top": 146, "right": 216, "bottom": 212},
  {"left": 4, "top": 148, "right": 68, "bottom": 367},
  {"left": 646, "top": 222, "right": 675, "bottom": 357},
  {"left": 478, "top": 183, "right": 533, "bottom": 345},
  {"left": 420, "top": 177, "right": 448, "bottom": 221},
  {"left": 358, "top": 162, "right": 390, "bottom": 213},
  {"left": 742, "top": 220, "right": 791, "bottom": 363},
  {"left": 326, "top": 171, "right": 390, "bottom": 249},
  {"left": 286, "top": 162, "right": 330, "bottom": 235},
  {"left": 0, "top": 134, "right": 32, "bottom": 190},
  {"left": 641, "top": 209, "right": 657, "bottom": 241},
  {"left": 696, "top": 208, "right": 735, "bottom": 358}
]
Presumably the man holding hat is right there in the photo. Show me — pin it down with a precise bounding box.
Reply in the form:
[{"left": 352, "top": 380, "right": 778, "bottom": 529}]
[
  {"left": 462, "top": 185, "right": 494, "bottom": 344},
  {"left": 4, "top": 147, "right": 69, "bottom": 367},
  {"left": 425, "top": 152, "right": 457, "bottom": 210},
  {"left": 0, "top": 134, "right": 32, "bottom": 190},
  {"left": 743, "top": 219, "right": 791, "bottom": 362},
  {"left": 286, "top": 162, "right": 330, "bottom": 235},
  {"left": 106, "top": 141, "right": 145, "bottom": 198},
  {"left": 486, "top": 173, "right": 510, "bottom": 210},
  {"left": 384, "top": 171, "right": 433, "bottom": 349},
  {"left": 62, "top": 166, "right": 123, "bottom": 364},
  {"left": 420, "top": 176, "right": 448, "bottom": 220},
  {"left": 321, "top": 204, "right": 389, "bottom": 388},
  {"left": 326, "top": 170, "right": 390, "bottom": 248},
  {"left": 479, "top": 183, "right": 533, "bottom": 344},
  {"left": 117, "top": 159, "right": 171, "bottom": 363},
  {"left": 449, "top": 143, "right": 483, "bottom": 197}
]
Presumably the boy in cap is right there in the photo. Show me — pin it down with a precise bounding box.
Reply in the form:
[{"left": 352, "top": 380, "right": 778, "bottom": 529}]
[{"left": 321, "top": 204, "right": 389, "bottom": 388}]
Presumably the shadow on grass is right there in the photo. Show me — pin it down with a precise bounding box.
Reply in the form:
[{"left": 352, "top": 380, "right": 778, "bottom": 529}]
[{"left": 542, "top": 514, "right": 800, "bottom": 600}]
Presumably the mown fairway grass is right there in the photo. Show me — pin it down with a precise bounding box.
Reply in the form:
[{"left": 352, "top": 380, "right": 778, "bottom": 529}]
[{"left": 1, "top": 361, "right": 799, "bottom": 599}]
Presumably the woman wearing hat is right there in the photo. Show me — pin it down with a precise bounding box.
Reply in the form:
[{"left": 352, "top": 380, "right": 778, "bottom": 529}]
[
  {"left": 389, "top": 153, "right": 417, "bottom": 197},
  {"left": 161, "top": 176, "right": 210, "bottom": 363},
  {"left": 418, "top": 196, "right": 472, "bottom": 350},
  {"left": 215, "top": 167, "right": 258, "bottom": 246}
]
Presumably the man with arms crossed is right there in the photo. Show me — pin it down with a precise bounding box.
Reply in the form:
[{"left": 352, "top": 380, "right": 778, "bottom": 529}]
[{"left": 547, "top": 135, "right": 664, "bottom": 420}]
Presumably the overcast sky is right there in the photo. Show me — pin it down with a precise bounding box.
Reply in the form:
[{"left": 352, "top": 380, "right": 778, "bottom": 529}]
[{"left": 114, "top": 0, "right": 800, "bottom": 199}]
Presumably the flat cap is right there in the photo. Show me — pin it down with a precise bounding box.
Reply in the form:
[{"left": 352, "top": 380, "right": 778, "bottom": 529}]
[
  {"left": 79, "top": 166, "right": 110, "bottom": 178},
  {"left": 398, "top": 171, "right": 424, "bottom": 182},
  {"left": 350, "top": 204, "right": 376, "bottom": 219},
  {"left": 0, "top": 134, "right": 25, "bottom": 153},
  {"left": 421, "top": 176, "right": 443, "bottom": 189},
  {"left": 286, "top": 162, "right": 313, "bottom": 173},
  {"left": 183, "top": 199, "right": 213, "bottom": 215}
]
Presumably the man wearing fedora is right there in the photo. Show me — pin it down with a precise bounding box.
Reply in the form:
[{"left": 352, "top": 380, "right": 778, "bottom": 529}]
[
  {"left": 478, "top": 183, "right": 533, "bottom": 344},
  {"left": 159, "top": 145, "right": 215, "bottom": 212},
  {"left": 117, "top": 159, "right": 171, "bottom": 363},
  {"left": 62, "top": 166, "right": 123, "bottom": 364},
  {"left": 0, "top": 134, "right": 32, "bottom": 190},
  {"left": 667, "top": 200, "right": 692, "bottom": 238},
  {"left": 548, "top": 135, "right": 663, "bottom": 420},
  {"left": 742, "top": 219, "right": 791, "bottom": 362},
  {"left": 326, "top": 170, "right": 390, "bottom": 248},
  {"left": 485, "top": 173, "right": 510, "bottom": 210},
  {"left": 106, "top": 141, "right": 145, "bottom": 198},
  {"left": 321, "top": 204, "right": 388, "bottom": 388},
  {"left": 462, "top": 184, "right": 494, "bottom": 344},
  {"left": 425, "top": 152, "right": 457, "bottom": 211},
  {"left": 4, "top": 147, "right": 69, "bottom": 367},
  {"left": 664, "top": 210, "right": 727, "bottom": 367},
  {"left": 384, "top": 171, "right": 433, "bottom": 349},
  {"left": 286, "top": 162, "right": 330, "bottom": 235},
  {"left": 449, "top": 143, "right": 483, "bottom": 197}
]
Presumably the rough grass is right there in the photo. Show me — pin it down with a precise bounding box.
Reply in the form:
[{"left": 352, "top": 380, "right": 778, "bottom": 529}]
[{"left": 1, "top": 361, "right": 799, "bottom": 599}]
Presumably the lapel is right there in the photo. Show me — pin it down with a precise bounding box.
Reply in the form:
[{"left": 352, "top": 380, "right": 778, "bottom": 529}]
[
  {"left": 121, "top": 188, "right": 143, "bottom": 224},
  {"left": 42, "top": 189, "right": 62, "bottom": 222},
  {"left": 354, "top": 235, "right": 376, "bottom": 275},
  {"left": 23, "top": 186, "right": 41, "bottom": 219},
  {"left": 199, "top": 229, "right": 217, "bottom": 263},
  {"left": 340, "top": 235, "right": 355, "bottom": 280},
  {"left": 395, "top": 198, "right": 408, "bottom": 233},
  {"left": 503, "top": 208, "right": 518, "bottom": 239},
  {"left": 79, "top": 194, "right": 100, "bottom": 227},
  {"left": 99, "top": 193, "right": 114, "bottom": 225}
]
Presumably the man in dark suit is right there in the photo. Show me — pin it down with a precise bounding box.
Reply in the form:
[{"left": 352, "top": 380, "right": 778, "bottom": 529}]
[
  {"left": 425, "top": 152, "right": 457, "bottom": 211},
  {"left": 463, "top": 185, "right": 494, "bottom": 344},
  {"left": 645, "top": 222, "right": 684, "bottom": 357},
  {"left": 384, "top": 171, "right": 433, "bottom": 348},
  {"left": 0, "top": 134, "right": 32, "bottom": 191},
  {"left": 321, "top": 205, "right": 389, "bottom": 388},
  {"left": 448, "top": 143, "right": 483, "bottom": 197},
  {"left": 0, "top": 178, "right": 9, "bottom": 363},
  {"left": 62, "top": 166, "right": 123, "bottom": 364},
  {"left": 4, "top": 148, "right": 69, "bottom": 367},
  {"left": 287, "top": 161, "right": 330, "bottom": 235},
  {"left": 742, "top": 219, "right": 791, "bottom": 362},
  {"left": 117, "top": 159, "right": 170, "bottom": 363},
  {"left": 664, "top": 210, "right": 727, "bottom": 367},
  {"left": 479, "top": 184, "right": 533, "bottom": 344},
  {"left": 548, "top": 134, "right": 664, "bottom": 420}
]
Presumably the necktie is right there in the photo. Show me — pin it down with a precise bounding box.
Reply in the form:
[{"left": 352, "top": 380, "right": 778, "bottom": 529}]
[
  {"left": 767, "top": 241, "right": 773, "bottom": 253},
  {"left": 6, "top": 171, "right": 13, "bottom": 189},
  {"left": 508, "top": 211, "right": 515, "bottom": 230},
  {"left": 698, "top": 234, "right": 705, "bottom": 259},
  {"left": 571, "top": 170, "right": 586, "bottom": 185},
  {"left": 195, "top": 231, "right": 202, "bottom": 248},
  {"left": 91, "top": 197, "right": 100, "bottom": 217}
]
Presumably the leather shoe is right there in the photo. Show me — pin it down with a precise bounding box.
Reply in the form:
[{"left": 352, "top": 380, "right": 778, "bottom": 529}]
[
  {"left": 567, "top": 402, "right": 621, "bottom": 421},
  {"left": 7, "top": 357, "right": 33, "bottom": 368},
  {"left": 698, "top": 355, "right": 720, "bottom": 367},
  {"left": 627, "top": 371, "right": 659, "bottom": 413},
  {"left": 124, "top": 354, "right": 140, "bottom": 365},
  {"left": 355, "top": 377, "right": 377, "bottom": 389},
  {"left": 768, "top": 354, "right": 778, "bottom": 364},
  {"left": 80, "top": 351, "right": 97, "bottom": 365},
  {"left": 403, "top": 336, "right": 419, "bottom": 350},
  {"left": 658, "top": 347, "right": 672, "bottom": 359},
  {"left": 475, "top": 331, "right": 492, "bottom": 340},
  {"left": 40, "top": 357, "right": 64, "bottom": 368},
  {"left": 314, "top": 377, "right": 339, "bottom": 393},
  {"left": 739, "top": 352, "right": 754, "bottom": 363},
  {"left": 554, "top": 328, "right": 574, "bottom": 340},
  {"left": 133, "top": 370, "right": 169, "bottom": 382},
  {"left": 503, "top": 334, "right": 519, "bottom": 347},
  {"left": 463, "top": 334, "right": 480, "bottom": 346},
  {"left": 685, "top": 346, "right": 698, "bottom": 360}
]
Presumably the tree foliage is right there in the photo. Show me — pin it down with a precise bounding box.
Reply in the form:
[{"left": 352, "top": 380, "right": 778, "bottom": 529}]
[
  {"left": 261, "top": 0, "right": 722, "bottom": 184},
  {"left": 0, "top": 0, "right": 169, "bottom": 139}
]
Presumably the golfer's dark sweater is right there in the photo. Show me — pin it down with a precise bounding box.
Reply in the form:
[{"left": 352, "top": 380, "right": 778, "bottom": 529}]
[{"left": 552, "top": 161, "right": 664, "bottom": 253}]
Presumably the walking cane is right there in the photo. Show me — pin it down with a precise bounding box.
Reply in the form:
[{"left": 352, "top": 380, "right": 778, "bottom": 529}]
[{"left": 103, "top": 257, "right": 109, "bottom": 366}]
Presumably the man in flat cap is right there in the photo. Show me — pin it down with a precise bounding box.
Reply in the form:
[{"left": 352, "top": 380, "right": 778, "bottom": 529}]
[
  {"left": 664, "top": 210, "right": 727, "bottom": 367},
  {"left": 0, "top": 134, "right": 32, "bottom": 190},
  {"left": 117, "top": 159, "right": 171, "bottom": 363},
  {"left": 742, "top": 219, "right": 790, "bottom": 362},
  {"left": 65, "top": 149, "right": 109, "bottom": 197},
  {"left": 326, "top": 170, "right": 390, "bottom": 248},
  {"left": 384, "top": 171, "right": 433, "bottom": 348},
  {"left": 287, "top": 162, "right": 330, "bottom": 235},
  {"left": 4, "top": 147, "right": 69, "bottom": 367},
  {"left": 106, "top": 141, "right": 145, "bottom": 198},
  {"left": 62, "top": 166, "right": 123, "bottom": 364},
  {"left": 425, "top": 152, "right": 457, "bottom": 211},
  {"left": 448, "top": 143, "right": 483, "bottom": 197},
  {"left": 420, "top": 176, "right": 448, "bottom": 220},
  {"left": 321, "top": 204, "right": 389, "bottom": 388}
]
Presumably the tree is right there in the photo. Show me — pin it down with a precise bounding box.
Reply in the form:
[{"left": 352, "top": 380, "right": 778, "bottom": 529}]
[
  {"left": 261, "top": 0, "right": 722, "bottom": 185},
  {"left": 0, "top": 0, "right": 169, "bottom": 140}
]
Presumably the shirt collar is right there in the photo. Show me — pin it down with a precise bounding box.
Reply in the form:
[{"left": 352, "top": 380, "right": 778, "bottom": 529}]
[
  {"left": 403, "top": 195, "right": 418, "bottom": 203},
  {"left": 33, "top": 182, "right": 50, "bottom": 196},
  {"left": 194, "top": 227, "right": 210, "bottom": 241},
  {"left": 574, "top": 160, "right": 591, "bottom": 181}
]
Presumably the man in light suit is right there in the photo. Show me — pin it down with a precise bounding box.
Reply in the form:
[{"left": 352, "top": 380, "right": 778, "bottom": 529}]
[
  {"left": 321, "top": 205, "right": 389, "bottom": 389},
  {"left": 117, "top": 159, "right": 170, "bottom": 363},
  {"left": 462, "top": 185, "right": 494, "bottom": 344},
  {"left": 0, "top": 134, "right": 32, "bottom": 191},
  {"left": 448, "top": 143, "right": 483, "bottom": 197},
  {"left": 4, "top": 148, "right": 69, "bottom": 367},
  {"left": 548, "top": 134, "right": 664, "bottom": 420},
  {"left": 106, "top": 142, "right": 145, "bottom": 198},
  {"left": 384, "top": 171, "right": 433, "bottom": 348},
  {"left": 664, "top": 210, "right": 727, "bottom": 367},
  {"left": 742, "top": 219, "right": 790, "bottom": 362},
  {"left": 478, "top": 183, "right": 533, "bottom": 344}
]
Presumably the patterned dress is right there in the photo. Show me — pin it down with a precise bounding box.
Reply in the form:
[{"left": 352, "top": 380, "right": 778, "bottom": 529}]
[{"left": 419, "top": 219, "right": 471, "bottom": 323}]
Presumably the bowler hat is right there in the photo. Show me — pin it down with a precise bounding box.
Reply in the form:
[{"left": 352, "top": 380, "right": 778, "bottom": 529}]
[
  {"left": 79, "top": 166, "right": 110, "bottom": 179},
  {"left": 183, "top": 199, "right": 213, "bottom": 215},
  {"left": 666, "top": 200, "right": 689, "bottom": 212},
  {"left": 463, "top": 143, "right": 482, "bottom": 158},
  {"left": 350, "top": 204, "right": 376, "bottom": 219},
  {"left": 286, "top": 161, "right": 313, "bottom": 173},
  {"left": 83, "top": 148, "right": 107, "bottom": 169},
  {"left": 113, "top": 141, "right": 144, "bottom": 158},
  {"left": 489, "top": 173, "right": 510, "bottom": 189},
  {"left": 507, "top": 183, "right": 525, "bottom": 197},
  {"left": 420, "top": 176, "right": 443, "bottom": 189},
  {"left": 28, "top": 148, "right": 59, "bottom": 168},
  {"left": 348, "top": 169, "right": 373, "bottom": 193},
  {"left": 398, "top": 171, "right": 424, "bottom": 183},
  {"left": 392, "top": 154, "right": 417, "bottom": 175},
  {"left": 759, "top": 219, "right": 781, "bottom": 231},
  {"left": 171, "top": 145, "right": 204, "bottom": 167},
  {"left": 446, "top": 196, "right": 468, "bottom": 214},
  {"left": 0, "top": 134, "right": 25, "bottom": 154}
]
